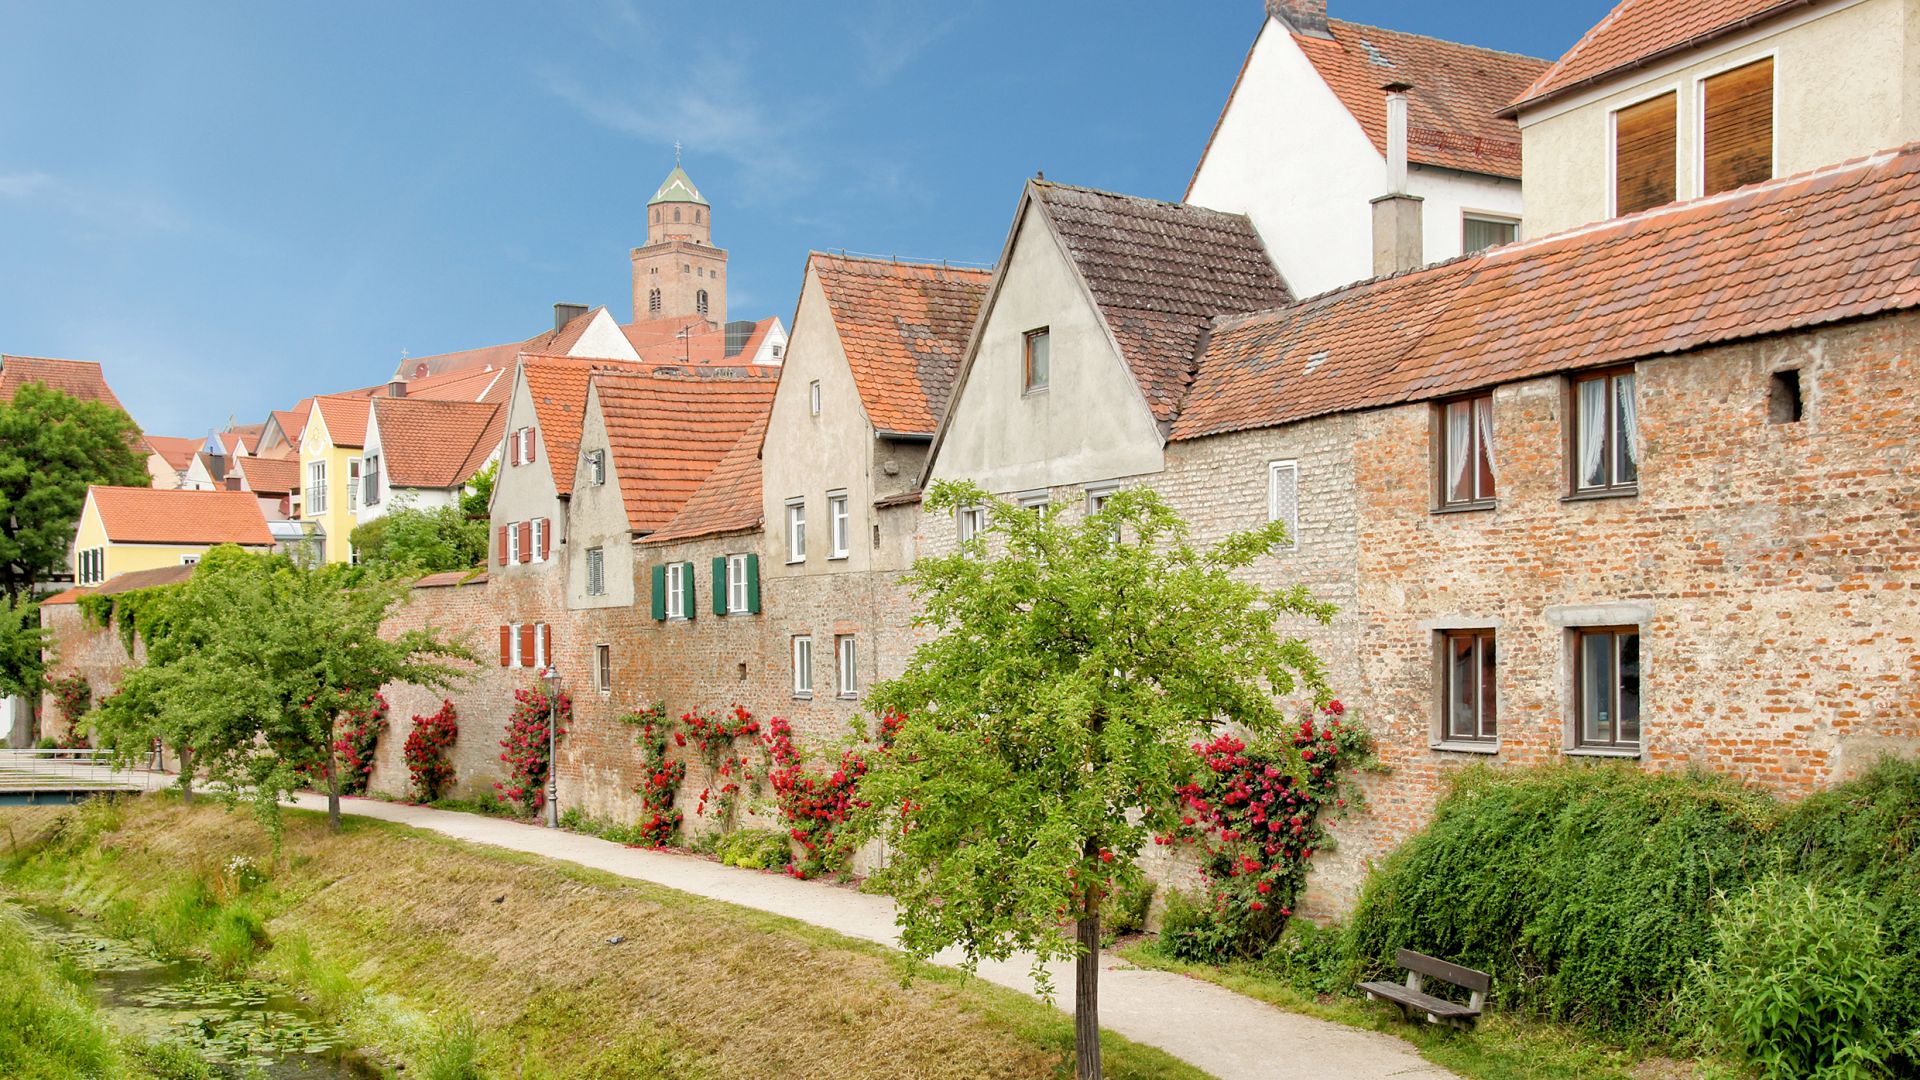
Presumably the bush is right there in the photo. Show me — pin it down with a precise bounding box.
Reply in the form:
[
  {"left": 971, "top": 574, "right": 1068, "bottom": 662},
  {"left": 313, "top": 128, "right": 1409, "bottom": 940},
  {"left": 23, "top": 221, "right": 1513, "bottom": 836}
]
[
  {"left": 1346, "top": 763, "right": 1777, "bottom": 1033},
  {"left": 713, "top": 829, "right": 790, "bottom": 870},
  {"left": 1158, "top": 888, "right": 1248, "bottom": 964},
  {"left": 404, "top": 700, "right": 459, "bottom": 802},
  {"left": 1685, "top": 875, "right": 1898, "bottom": 1078},
  {"left": 1102, "top": 878, "right": 1156, "bottom": 937},
  {"left": 1256, "top": 919, "right": 1351, "bottom": 997}
]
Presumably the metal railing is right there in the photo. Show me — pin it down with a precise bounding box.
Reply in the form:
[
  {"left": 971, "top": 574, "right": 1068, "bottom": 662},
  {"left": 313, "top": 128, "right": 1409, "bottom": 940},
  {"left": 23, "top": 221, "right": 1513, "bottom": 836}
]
[{"left": 0, "top": 749, "right": 167, "bottom": 793}]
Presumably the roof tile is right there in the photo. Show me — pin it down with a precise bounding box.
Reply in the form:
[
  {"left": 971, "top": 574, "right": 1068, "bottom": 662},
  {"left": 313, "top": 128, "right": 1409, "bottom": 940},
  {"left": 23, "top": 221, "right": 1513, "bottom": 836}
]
[
  {"left": 592, "top": 369, "right": 777, "bottom": 534},
  {"left": 371, "top": 397, "right": 502, "bottom": 489},
  {"left": 87, "top": 486, "right": 275, "bottom": 546},
  {"left": 0, "top": 355, "right": 127, "bottom": 412},
  {"left": 812, "top": 254, "right": 991, "bottom": 435},
  {"left": 1512, "top": 0, "right": 1794, "bottom": 112}
]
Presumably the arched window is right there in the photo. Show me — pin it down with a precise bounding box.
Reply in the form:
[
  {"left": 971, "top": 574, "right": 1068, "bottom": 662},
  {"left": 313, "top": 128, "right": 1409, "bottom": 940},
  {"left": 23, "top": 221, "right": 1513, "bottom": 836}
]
[
  {"left": 673, "top": 207, "right": 681, "bottom": 223},
  {"left": 696, "top": 289, "right": 709, "bottom": 316},
  {"left": 648, "top": 288, "right": 661, "bottom": 315},
  {"left": 694, "top": 209, "right": 703, "bottom": 225},
  {"left": 652, "top": 208, "right": 659, "bottom": 223}
]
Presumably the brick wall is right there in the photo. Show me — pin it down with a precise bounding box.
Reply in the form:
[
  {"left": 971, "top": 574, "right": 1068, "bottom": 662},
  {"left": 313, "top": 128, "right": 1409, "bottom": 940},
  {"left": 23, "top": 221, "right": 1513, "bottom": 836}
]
[{"left": 37, "top": 601, "right": 138, "bottom": 742}]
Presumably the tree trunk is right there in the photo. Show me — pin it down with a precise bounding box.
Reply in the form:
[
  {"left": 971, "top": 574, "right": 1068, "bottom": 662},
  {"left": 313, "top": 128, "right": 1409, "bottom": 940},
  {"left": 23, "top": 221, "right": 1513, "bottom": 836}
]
[
  {"left": 324, "top": 748, "right": 341, "bottom": 832},
  {"left": 1075, "top": 906, "right": 1102, "bottom": 1080},
  {"left": 177, "top": 744, "right": 194, "bottom": 805}
]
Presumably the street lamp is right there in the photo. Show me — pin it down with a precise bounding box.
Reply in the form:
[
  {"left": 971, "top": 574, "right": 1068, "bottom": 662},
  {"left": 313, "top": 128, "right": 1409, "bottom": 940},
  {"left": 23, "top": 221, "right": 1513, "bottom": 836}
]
[{"left": 541, "top": 665, "right": 562, "bottom": 829}]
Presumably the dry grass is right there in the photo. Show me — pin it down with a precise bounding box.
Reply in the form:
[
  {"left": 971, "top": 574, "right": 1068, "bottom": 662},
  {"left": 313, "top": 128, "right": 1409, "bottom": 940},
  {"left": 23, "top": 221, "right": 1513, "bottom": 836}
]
[{"left": 1, "top": 797, "right": 1209, "bottom": 1080}]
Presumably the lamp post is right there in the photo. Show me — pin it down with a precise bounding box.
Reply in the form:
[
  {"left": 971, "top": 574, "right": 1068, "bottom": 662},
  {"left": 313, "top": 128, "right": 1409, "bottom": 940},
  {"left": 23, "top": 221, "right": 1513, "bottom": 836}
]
[{"left": 542, "top": 665, "right": 562, "bottom": 829}]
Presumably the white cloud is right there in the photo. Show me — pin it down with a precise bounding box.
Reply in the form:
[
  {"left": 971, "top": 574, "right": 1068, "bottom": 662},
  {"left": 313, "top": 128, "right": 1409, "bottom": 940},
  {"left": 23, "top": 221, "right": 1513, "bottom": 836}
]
[
  {"left": 0, "top": 168, "right": 184, "bottom": 232},
  {"left": 844, "top": 1, "right": 979, "bottom": 87},
  {"left": 0, "top": 171, "right": 54, "bottom": 198}
]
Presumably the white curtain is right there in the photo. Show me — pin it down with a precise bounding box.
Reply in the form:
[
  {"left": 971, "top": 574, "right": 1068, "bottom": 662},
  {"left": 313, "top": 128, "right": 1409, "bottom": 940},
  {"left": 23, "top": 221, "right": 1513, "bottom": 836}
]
[
  {"left": 1473, "top": 394, "right": 1495, "bottom": 498},
  {"left": 1578, "top": 379, "right": 1608, "bottom": 487},
  {"left": 1614, "top": 374, "right": 1638, "bottom": 483},
  {"left": 1446, "top": 400, "right": 1471, "bottom": 502}
]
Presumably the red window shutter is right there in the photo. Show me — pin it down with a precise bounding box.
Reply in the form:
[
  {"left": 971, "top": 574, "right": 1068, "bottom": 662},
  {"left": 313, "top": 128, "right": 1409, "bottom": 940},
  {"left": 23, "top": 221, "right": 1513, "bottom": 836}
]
[
  {"left": 518, "top": 521, "right": 531, "bottom": 562},
  {"left": 1613, "top": 91, "right": 1677, "bottom": 216},
  {"left": 540, "top": 624, "right": 552, "bottom": 669},
  {"left": 496, "top": 525, "right": 508, "bottom": 566},
  {"left": 498, "top": 625, "right": 511, "bottom": 667},
  {"left": 518, "top": 623, "right": 536, "bottom": 668},
  {"left": 540, "top": 518, "right": 551, "bottom": 560},
  {"left": 1702, "top": 57, "right": 1773, "bottom": 196},
  {"left": 526, "top": 431, "right": 537, "bottom": 464}
]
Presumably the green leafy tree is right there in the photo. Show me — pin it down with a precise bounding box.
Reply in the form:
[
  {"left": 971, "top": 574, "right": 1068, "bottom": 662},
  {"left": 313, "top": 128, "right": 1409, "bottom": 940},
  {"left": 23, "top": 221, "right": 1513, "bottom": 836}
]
[
  {"left": 0, "top": 382, "right": 148, "bottom": 600},
  {"left": 349, "top": 503, "right": 487, "bottom": 574},
  {"left": 0, "top": 594, "right": 45, "bottom": 702},
  {"left": 460, "top": 460, "right": 495, "bottom": 520},
  {"left": 847, "top": 483, "right": 1333, "bottom": 1080}
]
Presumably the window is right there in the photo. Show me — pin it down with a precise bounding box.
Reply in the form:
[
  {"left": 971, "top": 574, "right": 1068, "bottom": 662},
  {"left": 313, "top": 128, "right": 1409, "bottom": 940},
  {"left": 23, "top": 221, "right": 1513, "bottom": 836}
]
[
  {"left": 585, "top": 547, "right": 605, "bottom": 596},
  {"left": 307, "top": 460, "right": 328, "bottom": 513},
  {"left": 1575, "top": 628, "right": 1641, "bottom": 750},
  {"left": 362, "top": 454, "right": 381, "bottom": 506},
  {"left": 1017, "top": 492, "right": 1049, "bottom": 511},
  {"left": 77, "top": 548, "right": 104, "bottom": 585},
  {"left": 648, "top": 289, "right": 661, "bottom": 315},
  {"left": 697, "top": 289, "right": 709, "bottom": 316},
  {"left": 666, "top": 562, "right": 688, "bottom": 619},
  {"left": 1701, "top": 57, "right": 1773, "bottom": 196},
  {"left": 673, "top": 207, "right": 681, "bottom": 223},
  {"left": 595, "top": 644, "right": 612, "bottom": 693},
  {"left": 1442, "top": 630, "right": 1497, "bottom": 744},
  {"left": 726, "top": 553, "right": 751, "bottom": 613},
  {"left": 511, "top": 427, "right": 537, "bottom": 467},
  {"left": 180, "top": 554, "right": 199, "bottom": 567},
  {"left": 1462, "top": 215, "right": 1517, "bottom": 254},
  {"left": 1570, "top": 369, "right": 1638, "bottom": 494},
  {"left": 956, "top": 505, "right": 987, "bottom": 544},
  {"left": 1268, "top": 460, "right": 1299, "bottom": 547},
  {"left": 1437, "top": 393, "right": 1496, "bottom": 508},
  {"left": 1769, "top": 369, "right": 1803, "bottom": 424},
  {"left": 499, "top": 622, "right": 548, "bottom": 669},
  {"left": 347, "top": 458, "right": 361, "bottom": 512},
  {"left": 786, "top": 499, "right": 807, "bottom": 563},
  {"left": 828, "top": 492, "right": 850, "bottom": 558},
  {"left": 1613, "top": 91, "right": 1677, "bottom": 216},
  {"left": 505, "top": 521, "right": 521, "bottom": 565},
  {"left": 1086, "top": 487, "right": 1121, "bottom": 542},
  {"left": 1024, "top": 328, "right": 1050, "bottom": 393},
  {"left": 836, "top": 635, "right": 858, "bottom": 698},
  {"left": 530, "top": 518, "right": 545, "bottom": 564},
  {"left": 587, "top": 449, "right": 606, "bottom": 486},
  {"left": 808, "top": 380, "right": 821, "bottom": 417},
  {"left": 792, "top": 636, "right": 814, "bottom": 697}
]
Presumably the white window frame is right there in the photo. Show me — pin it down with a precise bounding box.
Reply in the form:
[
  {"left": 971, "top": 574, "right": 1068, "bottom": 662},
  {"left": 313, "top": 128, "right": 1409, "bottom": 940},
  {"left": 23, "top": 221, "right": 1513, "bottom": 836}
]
[
  {"left": 1023, "top": 327, "right": 1050, "bottom": 394},
  {"left": 956, "top": 504, "right": 987, "bottom": 544},
  {"left": 1692, "top": 50, "right": 1779, "bottom": 199},
  {"left": 828, "top": 491, "right": 850, "bottom": 559},
  {"left": 726, "top": 553, "right": 750, "bottom": 614},
  {"left": 1606, "top": 81, "right": 1684, "bottom": 219},
  {"left": 792, "top": 635, "right": 814, "bottom": 697},
  {"left": 362, "top": 453, "right": 381, "bottom": 506},
  {"left": 666, "top": 562, "right": 688, "bottom": 619},
  {"left": 809, "top": 380, "right": 822, "bottom": 417},
  {"left": 347, "top": 457, "right": 361, "bottom": 512},
  {"left": 587, "top": 449, "right": 606, "bottom": 486},
  {"left": 507, "top": 622, "right": 523, "bottom": 668},
  {"left": 307, "top": 460, "right": 328, "bottom": 514},
  {"left": 532, "top": 622, "right": 548, "bottom": 671},
  {"left": 1460, "top": 212, "right": 1519, "bottom": 254},
  {"left": 1017, "top": 491, "right": 1049, "bottom": 511},
  {"left": 180, "top": 554, "right": 199, "bottom": 567},
  {"left": 836, "top": 634, "right": 858, "bottom": 699},
  {"left": 585, "top": 546, "right": 605, "bottom": 596},
  {"left": 595, "top": 643, "right": 611, "bottom": 694},
  {"left": 786, "top": 498, "right": 807, "bottom": 563},
  {"left": 506, "top": 520, "right": 521, "bottom": 566},
  {"left": 530, "top": 518, "right": 545, "bottom": 564},
  {"left": 1268, "top": 460, "right": 1300, "bottom": 549}
]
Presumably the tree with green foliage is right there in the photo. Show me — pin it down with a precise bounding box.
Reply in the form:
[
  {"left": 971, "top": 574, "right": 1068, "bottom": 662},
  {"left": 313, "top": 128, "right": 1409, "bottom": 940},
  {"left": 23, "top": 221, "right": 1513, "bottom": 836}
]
[
  {"left": 0, "top": 594, "right": 45, "bottom": 704},
  {"left": 846, "top": 482, "right": 1333, "bottom": 1080},
  {"left": 0, "top": 382, "right": 149, "bottom": 600},
  {"left": 349, "top": 502, "right": 488, "bottom": 574},
  {"left": 460, "top": 459, "right": 495, "bottom": 521}
]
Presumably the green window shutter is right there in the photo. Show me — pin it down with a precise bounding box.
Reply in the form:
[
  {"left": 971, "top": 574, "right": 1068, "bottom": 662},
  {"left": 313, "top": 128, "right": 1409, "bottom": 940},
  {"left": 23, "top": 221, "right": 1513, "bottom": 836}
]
[
  {"left": 712, "top": 557, "right": 728, "bottom": 615},
  {"left": 745, "top": 554, "right": 761, "bottom": 614},
  {"left": 682, "top": 561, "right": 697, "bottom": 621},
  {"left": 650, "top": 565, "right": 666, "bottom": 621}
]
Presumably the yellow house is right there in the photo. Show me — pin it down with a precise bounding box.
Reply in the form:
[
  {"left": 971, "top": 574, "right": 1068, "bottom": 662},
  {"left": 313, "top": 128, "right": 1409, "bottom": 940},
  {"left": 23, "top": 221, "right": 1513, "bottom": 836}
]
[
  {"left": 300, "top": 396, "right": 371, "bottom": 564},
  {"left": 71, "top": 486, "right": 275, "bottom": 585}
]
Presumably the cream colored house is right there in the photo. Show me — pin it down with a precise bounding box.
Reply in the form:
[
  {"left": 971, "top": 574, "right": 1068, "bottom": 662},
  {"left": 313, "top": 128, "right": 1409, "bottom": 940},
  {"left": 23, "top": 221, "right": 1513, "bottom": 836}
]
[
  {"left": 298, "top": 397, "right": 372, "bottom": 563},
  {"left": 1508, "top": 0, "right": 1920, "bottom": 236},
  {"left": 71, "top": 486, "right": 274, "bottom": 585}
]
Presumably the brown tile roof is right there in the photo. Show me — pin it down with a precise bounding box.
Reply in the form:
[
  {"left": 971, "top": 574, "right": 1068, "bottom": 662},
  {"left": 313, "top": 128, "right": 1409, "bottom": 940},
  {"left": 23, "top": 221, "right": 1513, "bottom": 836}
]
[
  {"left": 521, "top": 357, "right": 645, "bottom": 496},
  {"left": 592, "top": 369, "right": 778, "bottom": 534},
  {"left": 0, "top": 355, "right": 127, "bottom": 412},
  {"left": 1032, "top": 181, "right": 1290, "bottom": 422},
  {"left": 142, "top": 435, "right": 201, "bottom": 473},
  {"left": 811, "top": 254, "right": 991, "bottom": 435},
  {"left": 1510, "top": 0, "right": 1796, "bottom": 114},
  {"left": 312, "top": 396, "right": 370, "bottom": 448},
  {"left": 234, "top": 454, "right": 300, "bottom": 496},
  {"left": 1172, "top": 144, "right": 1920, "bottom": 440},
  {"left": 41, "top": 563, "right": 197, "bottom": 606},
  {"left": 621, "top": 315, "right": 781, "bottom": 365},
  {"left": 87, "top": 486, "right": 274, "bottom": 546},
  {"left": 372, "top": 397, "right": 503, "bottom": 488},
  {"left": 1295, "top": 21, "right": 1546, "bottom": 180},
  {"left": 413, "top": 568, "right": 488, "bottom": 589},
  {"left": 219, "top": 431, "right": 250, "bottom": 456},
  {"left": 643, "top": 414, "right": 769, "bottom": 543}
]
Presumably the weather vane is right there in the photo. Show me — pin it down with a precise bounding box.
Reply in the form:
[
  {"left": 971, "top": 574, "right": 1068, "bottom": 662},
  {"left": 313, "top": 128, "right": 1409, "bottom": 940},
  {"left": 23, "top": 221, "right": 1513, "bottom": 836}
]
[{"left": 674, "top": 139, "right": 682, "bottom": 164}]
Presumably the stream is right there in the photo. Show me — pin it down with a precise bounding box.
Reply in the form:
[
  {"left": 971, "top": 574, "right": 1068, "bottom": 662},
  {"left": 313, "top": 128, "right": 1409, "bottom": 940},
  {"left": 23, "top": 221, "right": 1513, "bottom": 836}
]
[{"left": 8, "top": 899, "right": 383, "bottom": 1079}]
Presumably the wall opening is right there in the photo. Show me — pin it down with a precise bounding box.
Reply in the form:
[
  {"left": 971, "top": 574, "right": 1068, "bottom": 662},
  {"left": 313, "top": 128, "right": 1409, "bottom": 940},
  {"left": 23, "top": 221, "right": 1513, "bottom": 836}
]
[{"left": 1769, "top": 369, "right": 1803, "bottom": 424}]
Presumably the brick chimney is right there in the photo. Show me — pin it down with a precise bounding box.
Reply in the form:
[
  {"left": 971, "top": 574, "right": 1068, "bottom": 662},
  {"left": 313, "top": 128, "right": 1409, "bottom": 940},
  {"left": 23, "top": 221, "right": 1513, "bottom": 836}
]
[
  {"left": 1266, "top": 0, "right": 1331, "bottom": 38},
  {"left": 1370, "top": 81, "right": 1423, "bottom": 276}
]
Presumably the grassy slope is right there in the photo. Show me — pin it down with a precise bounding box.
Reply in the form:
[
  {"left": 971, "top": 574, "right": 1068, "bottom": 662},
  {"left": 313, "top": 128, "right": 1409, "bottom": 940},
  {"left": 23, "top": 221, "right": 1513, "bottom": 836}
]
[
  {"left": 0, "top": 797, "right": 1210, "bottom": 1080},
  {"left": 0, "top": 903, "right": 134, "bottom": 1080}
]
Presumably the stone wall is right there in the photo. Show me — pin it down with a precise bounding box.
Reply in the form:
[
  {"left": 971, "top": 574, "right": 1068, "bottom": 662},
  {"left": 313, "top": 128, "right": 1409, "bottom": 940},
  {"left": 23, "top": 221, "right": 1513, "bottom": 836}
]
[{"left": 38, "top": 600, "right": 138, "bottom": 743}]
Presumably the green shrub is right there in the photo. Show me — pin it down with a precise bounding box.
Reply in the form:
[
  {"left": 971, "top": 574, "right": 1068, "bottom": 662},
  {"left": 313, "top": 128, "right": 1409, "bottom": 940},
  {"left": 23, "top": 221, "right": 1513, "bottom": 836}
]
[
  {"left": 1685, "top": 874, "right": 1898, "bottom": 1078},
  {"left": 713, "top": 829, "right": 790, "bottom": 870},
  {"left": 417, "top": 1016, "right": 483, "bottom": 1080},
  {"left": 1347, "top": 763, "right": 1777, "bottom": 1033},
  {"left": 1256, "top": 919, "right": 1351, "bottom": 997},
  {"left": 207, "top": 905, "right": 268, "bottom": 976},
  {"left": 1102, "top": 878, "right": 1156, "bottom": 937},
  {"left": 1157, "top": 888, "right": 1246, "bottom": 964}
]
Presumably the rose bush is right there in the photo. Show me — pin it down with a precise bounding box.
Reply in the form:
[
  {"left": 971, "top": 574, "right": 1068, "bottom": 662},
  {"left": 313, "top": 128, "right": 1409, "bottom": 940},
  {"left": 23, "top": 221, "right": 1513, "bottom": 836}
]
[
  {"left": 403, "top": 699, "right": 458, "bottom": 802},
  {"left": 495, "top": 686, "right": 570, "bottom": 816}
]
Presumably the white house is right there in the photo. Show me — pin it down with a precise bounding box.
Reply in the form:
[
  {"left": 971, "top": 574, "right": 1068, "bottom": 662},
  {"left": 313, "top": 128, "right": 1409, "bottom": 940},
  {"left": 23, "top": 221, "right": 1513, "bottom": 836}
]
[{"left": 355, "top": 396, "right": 505, "bottom": 527}]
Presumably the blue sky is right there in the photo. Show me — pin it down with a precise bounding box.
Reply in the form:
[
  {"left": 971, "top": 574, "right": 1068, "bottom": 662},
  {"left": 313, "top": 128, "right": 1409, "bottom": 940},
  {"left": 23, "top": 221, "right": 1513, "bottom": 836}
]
[{"left": 0, "top": 1, "right": 1608, "bottom": 437}]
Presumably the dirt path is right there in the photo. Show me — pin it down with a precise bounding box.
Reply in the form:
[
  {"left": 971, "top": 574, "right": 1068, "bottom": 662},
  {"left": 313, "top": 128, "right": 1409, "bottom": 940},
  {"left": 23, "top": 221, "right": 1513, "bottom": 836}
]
[{"left": 291, "top": 794, "right": 1456, "bottom": 1080}]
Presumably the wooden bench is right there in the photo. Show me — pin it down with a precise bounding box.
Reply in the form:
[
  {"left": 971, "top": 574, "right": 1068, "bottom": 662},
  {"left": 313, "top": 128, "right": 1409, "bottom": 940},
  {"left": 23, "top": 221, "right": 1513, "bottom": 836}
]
[{"left": 1357, "top": 948, "right": 1490, "bottom": 1029}]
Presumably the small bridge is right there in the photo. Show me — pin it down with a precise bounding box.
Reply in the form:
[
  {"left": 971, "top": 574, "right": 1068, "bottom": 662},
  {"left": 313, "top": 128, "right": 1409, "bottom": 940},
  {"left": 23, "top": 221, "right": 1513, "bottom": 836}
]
[{"left": 0, "top": 749, "right": 168, "bottom": 805}]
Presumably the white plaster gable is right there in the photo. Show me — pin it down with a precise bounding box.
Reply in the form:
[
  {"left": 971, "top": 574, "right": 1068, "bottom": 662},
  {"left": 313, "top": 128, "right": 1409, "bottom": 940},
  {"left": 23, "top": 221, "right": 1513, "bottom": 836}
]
[{"left": 566, "top": 309, "right": 642, "bottom": 362}]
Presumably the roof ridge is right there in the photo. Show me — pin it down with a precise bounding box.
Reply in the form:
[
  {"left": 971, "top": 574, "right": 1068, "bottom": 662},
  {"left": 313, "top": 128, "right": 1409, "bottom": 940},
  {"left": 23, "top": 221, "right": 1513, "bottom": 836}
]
[
  {"left": 1325, "top": 17, "right": 1551, "bottom": 63},
  {"left": 812, "top": 251, "right": 995, "bottom": 275},
  {"left": 1031, "top": 179, "right": 1259, "bottom": 225}
]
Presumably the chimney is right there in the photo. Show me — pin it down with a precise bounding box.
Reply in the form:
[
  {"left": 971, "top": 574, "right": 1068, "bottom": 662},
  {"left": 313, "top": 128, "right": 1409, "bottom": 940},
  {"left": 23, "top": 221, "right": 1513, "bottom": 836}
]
[
  {"left": 1265, "top": 0, "right": 1330, "bottom": 38},
  {"left": 386, "top": 377, "right": 408, "bottom": 398},
  {"left": 553, "top": 302, "right": 589, "bottom": 331},
  {"left": 1370, "top": 81, "right": 1423, "bottom": 276}
]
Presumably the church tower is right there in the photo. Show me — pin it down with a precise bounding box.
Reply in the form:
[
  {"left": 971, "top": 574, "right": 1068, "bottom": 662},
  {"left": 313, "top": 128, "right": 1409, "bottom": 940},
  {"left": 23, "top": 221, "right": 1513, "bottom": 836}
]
[{"left": 630, "top": 161, "right": 728, "bottom": 327}]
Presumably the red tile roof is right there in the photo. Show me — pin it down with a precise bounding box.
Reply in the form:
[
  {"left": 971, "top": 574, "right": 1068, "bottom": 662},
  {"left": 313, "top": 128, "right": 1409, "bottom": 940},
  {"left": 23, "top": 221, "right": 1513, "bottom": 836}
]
[
  {"left": 644, "top": 414, "right": 769, "bottom": 543},
  {"left": 234, "top": 454, "right": 300, "bottom": 496},
  {"left": 521, "top": 357, "right": 646, "bottom": 496},
  {"left": 1032, "top": 181, "right": 1291, "bottom": 422},
  {"left": 392, "top": 306, "right": 623, "bottom": 383},
  {"left": 40, "top": 564, "right": 197, "bottom": 606},
  {"left": 621, "top": 315, "right": 781, "bottom": 365},
  {"left": 0, "top": 355, "right": 127, "bottom": 412},
  {"left": 87, "top": 486, "right": 275, "bottom": 546},
  {"left": 591, "top": 369, "right": 778, "bottom": 534},
  {"left": 1172, "top": 144, "right": 1920, "bottom": 441},
  {"left": 1510, "top": 0, "right": 1797, "bottom": 114},
  {"left": 413, "top": 568, "right": 488, "bottom": 589},
  {"left": 310, "top": 396, "right": 370, "bottom": 448},
  {"left": 142, "top": 435, "right": 201, "bottom": 474},
  {"left": 371, "top": 397, "right": 503, "bottom": 488},
  {"left": 811, "top": 254, "right": 991, "bottom": 435}
]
